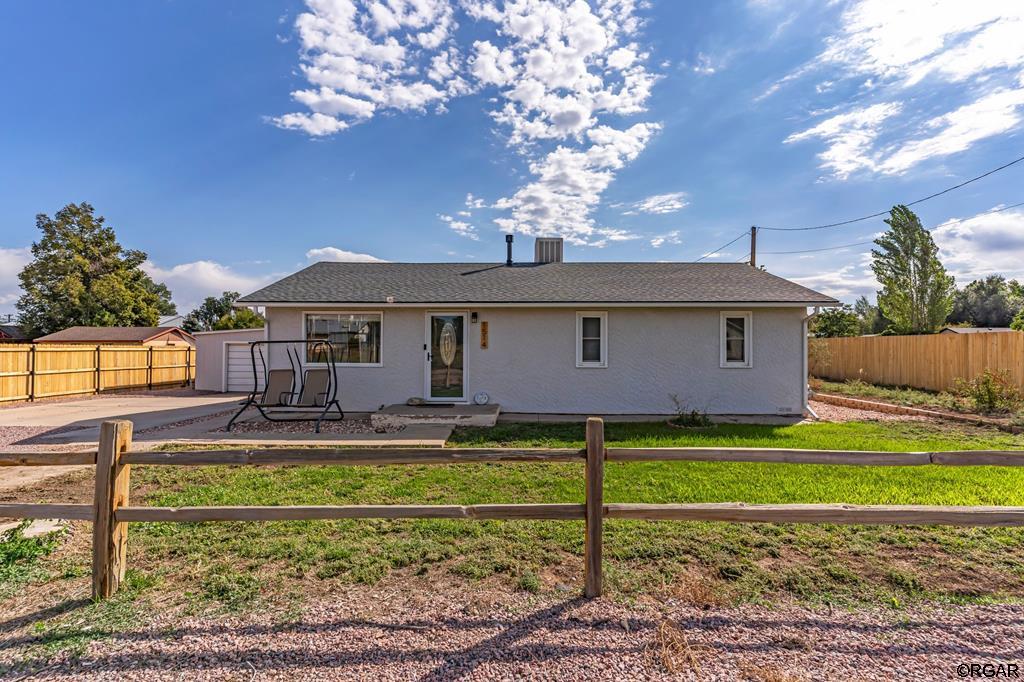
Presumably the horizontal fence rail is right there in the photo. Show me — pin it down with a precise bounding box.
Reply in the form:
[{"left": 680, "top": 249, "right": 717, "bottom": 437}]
[
  {"left": 3, "top": 418, "right": 1024, "bottom": 600},
  {"left": 0, "top": 344, "right": 193, "bottom": 404}
]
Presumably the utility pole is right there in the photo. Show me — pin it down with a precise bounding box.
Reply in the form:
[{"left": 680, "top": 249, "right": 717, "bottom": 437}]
[{"left": 750, "top": 226, "right": 757, "bottom": 267}]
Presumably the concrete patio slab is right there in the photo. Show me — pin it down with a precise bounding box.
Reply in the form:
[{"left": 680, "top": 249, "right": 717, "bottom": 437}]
[
  {"left": 373, "top": 403, "right": 500, "bottom": 429},
  {"left": 1, "top": 393, "right": 243, "bottom": 431}
]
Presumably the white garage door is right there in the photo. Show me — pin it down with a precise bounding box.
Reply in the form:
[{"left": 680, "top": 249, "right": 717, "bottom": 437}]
[{"left": 225, "top": 343, "right": 265, "bottom": 393}]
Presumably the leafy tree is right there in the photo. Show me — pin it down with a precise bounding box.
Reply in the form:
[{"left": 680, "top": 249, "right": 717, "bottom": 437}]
[
  {"left": 16, "top": 202, "right": 175, "bottom": 337},
  {"left": 948, "top": 275, "right": 1023, "bottom": 327},
  {"left": 182, "top": 291, "right": 240, "bottom": 332},
  {"left": 812, "top": 305, "right": 861, "bottom": 337},
  {"left": 146, "top": 280, "right": 178, "bottom": 317},
  {"left": 212, "top": 307, "right": 264, "bottom": 331},
  {"left": 853, "top": 295, "right": 889, "bottom": 335},
  {"left": 1012, "top": 309, "right": 1024, "bottom": 332},
  {"left": 871, "top": 205, "right": 955, "bottom": 334}
]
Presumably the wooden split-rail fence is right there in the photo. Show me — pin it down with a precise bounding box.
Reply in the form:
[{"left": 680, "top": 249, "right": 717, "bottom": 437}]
[
  {"left": 0, "top": 344, "right": 194, "bottom": 404},
  {"left": 3, "top": 418, "right": 1024, "bottom": 599}
]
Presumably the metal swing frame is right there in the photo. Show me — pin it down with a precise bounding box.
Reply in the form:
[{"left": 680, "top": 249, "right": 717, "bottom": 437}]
[{"left": 226, "top": 339, "right": 345, "bottom": 433}]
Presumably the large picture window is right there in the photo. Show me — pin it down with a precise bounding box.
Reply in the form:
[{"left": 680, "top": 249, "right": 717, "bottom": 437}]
[
  {"left": 576, "top": 311, "right": 607, "bottom": 368},
  {"left": 305, "top": 312, "right": 382, "bottom": 365},
  {"left": 720, "top": 311, "right": 752, "bottom": 368}
]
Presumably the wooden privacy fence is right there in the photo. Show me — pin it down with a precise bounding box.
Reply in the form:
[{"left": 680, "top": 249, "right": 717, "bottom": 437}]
[
  {"left": 811, "top": 332, "right": 1024, "bottom": 393},
  {"left": 3, "top": 418, "right": 1024, "bottom": 599},
  {"left": 0, "top": 344, "right": 193, "bottom": 403}
]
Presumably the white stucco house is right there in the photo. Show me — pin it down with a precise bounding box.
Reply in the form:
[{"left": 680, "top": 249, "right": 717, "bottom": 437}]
[{"left": 234, "top": 237, "right": 837, "bottom": 416}]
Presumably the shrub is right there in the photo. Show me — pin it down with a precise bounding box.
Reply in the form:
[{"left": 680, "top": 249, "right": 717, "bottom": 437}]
[
  {"left": 668, "top": 394, "right": 713, "bottom": 428},
  {"left": 954, "top": 370, "right": 1023, "bottom": 414}
]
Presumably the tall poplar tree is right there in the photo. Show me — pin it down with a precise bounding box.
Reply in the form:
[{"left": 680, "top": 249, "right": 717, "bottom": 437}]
[{"left": 870, "top": 205, "right": 955, "bottom": 334}]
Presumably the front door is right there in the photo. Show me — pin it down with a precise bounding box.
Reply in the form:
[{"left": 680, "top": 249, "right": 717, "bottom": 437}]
[{"left": 425, "top": 312, "right": 467, "bottom": 401}]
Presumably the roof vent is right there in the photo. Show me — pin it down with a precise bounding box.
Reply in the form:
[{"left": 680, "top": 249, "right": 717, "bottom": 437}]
[{"left": 534, "top": 237, "right": 563, "bottom": 264}]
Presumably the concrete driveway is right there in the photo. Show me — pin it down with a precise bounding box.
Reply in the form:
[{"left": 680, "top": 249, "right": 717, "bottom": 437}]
[{"left": 1, "top": 391, "right": 243, "bottom": 446}]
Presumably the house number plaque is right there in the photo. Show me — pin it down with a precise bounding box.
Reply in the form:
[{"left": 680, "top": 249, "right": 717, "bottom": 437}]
[{"left": 480, "top": 321, "right": 489, "bottom": 349}]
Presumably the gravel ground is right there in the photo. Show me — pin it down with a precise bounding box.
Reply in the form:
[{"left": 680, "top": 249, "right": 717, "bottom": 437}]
[
  {"left": 4, "top": 590, "right": 1021, "bottom": 681},
  {"left": 0, "top": 425, "right": 93, "bottom": 453},
  {"left": 808, "top": 400, "right": 930, "bottom": 424},
  {"left": 221, "top": 416, "right": 403, "bottom": 435}
]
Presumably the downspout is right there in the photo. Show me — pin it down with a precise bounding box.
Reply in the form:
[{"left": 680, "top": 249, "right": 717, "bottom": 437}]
[{"left": 802, "top": 307, "right": 820, "bottom": 420}]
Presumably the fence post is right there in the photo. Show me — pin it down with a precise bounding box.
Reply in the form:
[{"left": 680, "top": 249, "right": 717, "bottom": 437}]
[
  {"left": 584, "top": 416, "right": 604, "bottom": 598},
  {"left": 28, "top": 345, "right": 35, "bottom": 402},
  {"left": 95, "top": 345, "right": 101, "bottom": 395},
  {"left": 93, "top": 420, "right": 133, "bottom": 600},
  {"left": 146, "top": 347, "right": 153, "bottom": 390}
]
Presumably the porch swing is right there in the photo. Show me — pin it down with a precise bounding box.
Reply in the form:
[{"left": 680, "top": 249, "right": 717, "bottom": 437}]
[{"left": 226, "top": 339, "right": 345, "bottom": 433}]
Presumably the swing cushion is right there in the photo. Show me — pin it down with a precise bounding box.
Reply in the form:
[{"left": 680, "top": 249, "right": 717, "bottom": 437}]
[
  {"left": 296, "top": 368, "right": 330, "bottom": 407},
  {"left": 261, "top": 369, "right": 294, "bottom": 406}
]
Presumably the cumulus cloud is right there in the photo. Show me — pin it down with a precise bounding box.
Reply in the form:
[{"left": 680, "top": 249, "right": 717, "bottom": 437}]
[
  {"left": 624, "top": 191, "right": 688, "bottom": 215},
  {"left": 0, "top": 247, "right": 31, "bottom": 307},
  {"left": 438, "top": 213, "right": 479, "bottom": 240},
  {"left": 649, "top": 230, "right": 681, "bottom": 248},
  {"left": 775, "top": 0, "right": 1024, "bottom": 178},
  {"left": 789, "top": 263, "right": 877, "bottom": 301},
  {"left": 142, "top": 260, "right": 279, "bottom": 312},
  {"left": 305, "top": 246, "right": 386, "bottom": 262},
  {"left": 932, "top": 206, "right": 1024, "bottom": 282},
  {"left": 278, "top": 1, "right": 662, "bottom": 247}
]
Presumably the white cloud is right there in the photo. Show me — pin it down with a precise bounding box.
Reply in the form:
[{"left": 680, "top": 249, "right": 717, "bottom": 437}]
[
  {"left": 932, "top": 206, "right": 1024, "bottom": 282},
  {"left": 305, "top": 246, "right": 386, "bottom": 262},
  {"left": 438, "top": 213, "right": 479, "bottom": 240},
  {"left": 0, "top": 247, "right": 31, "bottom": 307},
  {"left": 278, "top": 1, "right": 662, "bottom": 247},
  {"left": 649, "top": 230, "right": 681, "bottom": 248},
  {"left": 625, "top": 191, "right": 689, "bottom": 215},
  {"left": 879, "top": 86, "right": 1024, "bottom": 174},
  {"left": 464, "top": 193, "right": 487, "bottom": 210},
  {"left": 784, "top": 102, "right": 902, "bottom": 179},
  {"left": 142, "top": 260, "right": 278, "bottom": 312},
  {"left": 774, "top": 0, "right": 1024, "bottom": 178},
  {"left": 790, "top": 264, "right": 877, "bottom": 301}
]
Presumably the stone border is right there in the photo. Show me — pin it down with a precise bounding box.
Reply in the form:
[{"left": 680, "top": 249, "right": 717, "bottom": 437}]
[{"left": 812, "top": 393, "right": 1023, "bottom": 434}]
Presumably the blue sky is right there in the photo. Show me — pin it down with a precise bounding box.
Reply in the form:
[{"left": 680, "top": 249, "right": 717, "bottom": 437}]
[{"left": 2, "top": 0, "right": 1023, "bottom": 315}]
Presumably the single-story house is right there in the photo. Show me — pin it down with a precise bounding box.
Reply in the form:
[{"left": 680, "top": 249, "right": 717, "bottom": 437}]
[
  {"left": 0, "top": 324, "right": 28, "bottom": 343},
  {"left": 939, "top": 327, "right": 1018, "bottom": 335},
  {"left": 235, "top": 237, "right": 838, "bottom": 416},
  {"left": 34, "top": 326, "right": 196, "bottom": 346}
]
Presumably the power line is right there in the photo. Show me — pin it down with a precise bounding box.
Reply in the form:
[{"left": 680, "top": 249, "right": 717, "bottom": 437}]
[
  {"left": 737, "top": 252, "right": 751, "bottom": 262},
  {"left": 757, "top": 154, "right": 1024, "bottom": 232},
  {"left": 760, "top": 200, "right": 1024, "bottom": 255},
  {"left": 694, "top": 230, "right": 748, "bottom": 262}
]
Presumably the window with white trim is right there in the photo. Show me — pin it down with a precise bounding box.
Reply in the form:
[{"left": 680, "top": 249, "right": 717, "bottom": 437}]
[
  {"left": 720, "top": 312, "right": 752, "bottom": 368},
  {"left": 305, "top": 312, "right": 382, "bottom": 365},
  {"left": 576, "top": 312, "right": 607, "bottom": 368}
]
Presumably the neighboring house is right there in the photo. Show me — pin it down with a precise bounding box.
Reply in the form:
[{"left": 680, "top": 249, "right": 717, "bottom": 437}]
[
  {"left": 939, "top": 327, "right": 1018, "bottom": 334},
  {"left": 34, "top": 326, "right": 196, "bottom": 346},
  {"left": 0, "top": 324, "right": 28, "bottom": 343},
  {"left": 158, "top": 314, "right": 186, "bottom": 328},
  {"left": 236, "top": 237, "right": 838, "bottom": 416}
]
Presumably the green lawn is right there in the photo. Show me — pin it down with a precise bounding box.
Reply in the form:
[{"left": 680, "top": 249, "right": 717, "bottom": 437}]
[
  {"left": 98, "top": 419, "right": 1024, "bottom": 611},
  {"left": 7, "top": 417, "right": 1024, "bottom": 657},
  {"left": 813, "top": 378, "right": 973, "bottom": 413}
]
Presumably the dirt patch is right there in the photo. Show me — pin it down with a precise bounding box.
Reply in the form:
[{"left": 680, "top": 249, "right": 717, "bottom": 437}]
[{"left": 217, "top": 417, "right": 403, "bottom": 435}]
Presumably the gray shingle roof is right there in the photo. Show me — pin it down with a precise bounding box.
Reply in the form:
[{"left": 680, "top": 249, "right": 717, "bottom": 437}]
[
  {"left": 238, "top": 262, "right": 838, "bottom": 305},
  {"left": 34, "top": 326, "right": 195, "bottom": 343}
]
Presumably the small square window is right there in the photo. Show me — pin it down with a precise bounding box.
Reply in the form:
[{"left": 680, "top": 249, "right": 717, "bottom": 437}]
[{"left": 576, "top": 312, "right": 607, "bottom": 367}]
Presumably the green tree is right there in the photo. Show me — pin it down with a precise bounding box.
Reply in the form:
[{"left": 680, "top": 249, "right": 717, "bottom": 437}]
[
  {"left": 1012, "top": 309, "right": 1024, "bottom": 332},
  {"left": 812, "top": 305, "right": 861, "bottom": 337},
  {"left": 853, "top": 295, "right": 889, "bottom": 335},
  {"left": 183, "top": 291, "right": 240, "bottom": 332},
  {"left": 871, "top": 205, "right": 955, "bottom": 334},
  {"left": 212, "top": 307, "right": 264, "bottom": 331},
  {"left": 146, "top": 280, "right": 178, "bottom": 317},
  {"left": 948, "top": 275, "right": 1023, "bottom": 327},
  {"left": 16, "top": 202, "right": 175, "bottom": 337}
]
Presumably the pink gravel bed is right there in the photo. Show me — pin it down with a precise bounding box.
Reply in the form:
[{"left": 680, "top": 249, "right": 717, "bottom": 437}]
[
  {"left": 0, "top": 425, "right": 91, "bottom": 453},
  {"left": 808, "top": 400, "right": 930, "bottom": 424},
  {"left": 6, "top": 592, "right": 1021, "bottom": 680}
]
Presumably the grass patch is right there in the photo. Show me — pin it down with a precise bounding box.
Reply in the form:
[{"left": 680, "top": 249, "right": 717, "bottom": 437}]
[
  {"left": 813, "top": 378, "right": 972, "bottom": 414},
  {"left": 0, "top": 522, "right": 65, "bottom": 600},
  {"left": 121, "top": 420, "right": 1024, "bottom": 608}
]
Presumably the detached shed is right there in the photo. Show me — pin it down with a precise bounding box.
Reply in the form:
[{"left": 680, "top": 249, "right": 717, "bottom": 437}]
[{"left": 193, "top": 328, "right": 265, "bottom": 392}]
